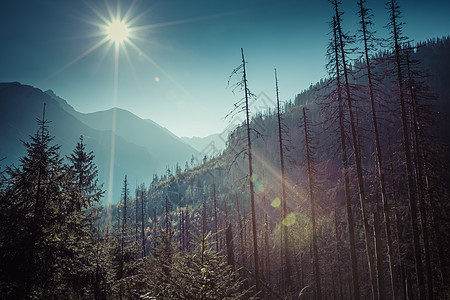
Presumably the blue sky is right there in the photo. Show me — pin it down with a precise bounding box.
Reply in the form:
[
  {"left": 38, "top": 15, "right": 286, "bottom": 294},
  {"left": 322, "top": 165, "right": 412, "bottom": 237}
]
[{"left": 1, "top": 0, "right": 449, "bottom": 137}]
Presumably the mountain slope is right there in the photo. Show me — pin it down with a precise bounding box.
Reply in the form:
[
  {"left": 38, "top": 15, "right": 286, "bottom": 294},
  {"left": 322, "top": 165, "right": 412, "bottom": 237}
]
[
  {"left": 181, "top": 133, "right": 226, "bottom": 155},
  {"left": 0, "top": 82, "right": 191, "bottom": 203},
  {"left": 45, "top": 90, "right": 198, "bottom": 170}
]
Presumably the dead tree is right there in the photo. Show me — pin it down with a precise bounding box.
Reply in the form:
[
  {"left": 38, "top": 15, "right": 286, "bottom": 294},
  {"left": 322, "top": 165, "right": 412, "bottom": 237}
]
[
  {"left": 386, "top": 1, "right": 425, "bottom": 297},
  {"left": 301, "top": 107, "right": 322, "bottom": 299},
  {"left": 334, "top": 207, "right": 344, "bottom": 300},
  {"left": 227, "top": 48, "right": 260, "bottom": 291},
  {"left": 140, "top": 185, "right": 146, "bottom": 257},
  {"left": 332, "top": 1, "right": 377, "bottom": 298},
  {"left": 357, "top": 0, "right": 397, "bottom": 297},
  {"left": 275, "top": 69, "right": 291, "bottom": 295},
  {"left": 213, "top": 183, "right": 219, "bottom": 252},
  {"left": 135, "top": 186, "right": 139, "bottom": 244},
  {"left": 324, "top": 14, "right": 361, "bottom": 299}
]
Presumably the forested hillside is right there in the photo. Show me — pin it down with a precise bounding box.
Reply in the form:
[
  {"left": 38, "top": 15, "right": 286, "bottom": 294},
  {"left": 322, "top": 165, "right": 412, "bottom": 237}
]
[
  {"left": 1, "top": 0, "right": 449, "bottom": 298},
  {"left": 138, "top": 35, "right": 450, "bottom": 299}
]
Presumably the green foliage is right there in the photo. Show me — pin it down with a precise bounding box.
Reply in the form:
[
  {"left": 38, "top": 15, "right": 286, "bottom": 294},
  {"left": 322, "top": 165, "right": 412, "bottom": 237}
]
[
  {"left": 142, "top": 230, "right": 256, "bottom": 299},
  {"left": 0, "top": 116, "right": 104, "bottom": 299}
]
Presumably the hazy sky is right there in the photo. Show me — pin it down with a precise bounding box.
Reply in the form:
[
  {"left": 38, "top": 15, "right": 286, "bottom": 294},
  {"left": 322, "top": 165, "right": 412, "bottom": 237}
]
[{"left": 1, "top": 0, "right": 449, "bottom": 138}]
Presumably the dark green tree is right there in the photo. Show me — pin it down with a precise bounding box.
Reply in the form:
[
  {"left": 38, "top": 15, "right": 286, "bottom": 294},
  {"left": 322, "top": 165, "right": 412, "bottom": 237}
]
[
  {"left": 0, "top": 106, "right": 74, "bottom": 298},
  {"left": 67, "top": 135, "right": 103, "bottom": 210},
  {"left": 65, "top": 135, "right": 105, "bottom": 299}
]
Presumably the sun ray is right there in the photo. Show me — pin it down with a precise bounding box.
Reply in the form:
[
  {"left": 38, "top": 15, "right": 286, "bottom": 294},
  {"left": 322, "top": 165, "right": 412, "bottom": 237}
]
[
  {"left": 122, "top": 0, "right": 138, "bottom": 23},
  {"left": 46, "top": 37, "right": 109, "bottom": 80},
  {"left": 120, "top": 43, "right": 141, "bottom": 87},
  {"left": 104, "top": 0, "right": 116, "bottom": 25},
  {"left": 131, "top": 9, "right": 246, "bottom": 31},
  {"left": 82, "top": 0, "right": 111, "bottom": 25},
  {"left": 115, "top": 1, "right": 120, "bottom": 22},
  {"left": 46, "top": 1, "right": 247, "bottom": 207},
  {"left": 127, "top": 40, "right": 195, "bottom": 99},
  {"left": 250, "top": 149, "right": 305, "bottom": 211},
  {"left": 106, "top": 41, "right": 120, "bottom": 206},
  {"left": 125, "top": 7, "right": 153, "bottom": 27},
  {"left": 92, "top": 40, "right": 114, "bottom": 73}
]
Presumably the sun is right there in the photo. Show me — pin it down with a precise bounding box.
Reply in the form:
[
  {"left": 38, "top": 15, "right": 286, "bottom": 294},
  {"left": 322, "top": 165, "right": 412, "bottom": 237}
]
[{"left": 107, "top": 20, "right": 129, "bottom": 43}]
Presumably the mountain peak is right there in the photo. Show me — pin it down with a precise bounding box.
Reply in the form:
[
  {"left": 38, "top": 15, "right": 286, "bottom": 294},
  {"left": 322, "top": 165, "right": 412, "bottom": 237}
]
[{"left": 44, "top": 89, "right": 56, "bottom": 98}]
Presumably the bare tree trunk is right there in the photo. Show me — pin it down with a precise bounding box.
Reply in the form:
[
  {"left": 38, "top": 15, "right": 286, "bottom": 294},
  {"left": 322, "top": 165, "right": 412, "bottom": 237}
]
[
  {"left": 274, "top": 69, "right": 291, "bottom": 295},
  {"left": 387, "top": 2, "right": 425, "bottom": 297},
  {"left": 331, "top": 15, "right": 361, "bottom": 299},
  {"left": 135, "top": 187, "right": 139, "bottom": 244},
  {"left": 241, "top": 48, "right": 260, "bottom": 291},
  {"left": 264, "top": 188, "right": 272, "bottom": 288},
  {"left": 235, "top": 195, "right": 245, "bottom": 266},
  {"left": 335, "top": 207, "right": 344, "bottom": 300},
  {"left": 358, "top": 1, "right": 397, "bottom": 297},
  {"left": 226, "top": 223, "right": 235, "bottom": 269},
  {"left": 406, "top": 49, "right": 434, "bottom": 300},
  {"left": 374, "top": 196, "right": 386, "bottom": 300},
  {"left": 164, "top": 195, "right": 169, "bottom": 236},
  {"left": 141, "top": 188, "right": 145, "bottom": 257},
  {"left": 302, "top": 107, "right": 322, "bottom": 299},
  {"left": 333, "top": 2, "right": 377, "bottom": 298},
  {"left": 388, "top": 135, "right": 407, "bottom": 300},
  {"left": 235, "top": 194, "right": 247, "bottom": 288},
  {"left": 213, "top": 183, "right": 219, "bottom": 252}
]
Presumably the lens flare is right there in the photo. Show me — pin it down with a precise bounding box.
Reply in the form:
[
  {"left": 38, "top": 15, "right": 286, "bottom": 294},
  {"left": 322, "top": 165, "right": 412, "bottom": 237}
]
[
  {"left": 282, "top": 212, "right": 297, "bottom": 227},
  {"left": 271, "top": 197, "right": 281, "bottom": 208}
]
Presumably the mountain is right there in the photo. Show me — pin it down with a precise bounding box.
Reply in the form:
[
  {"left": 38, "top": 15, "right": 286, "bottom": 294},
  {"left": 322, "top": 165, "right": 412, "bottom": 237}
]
[
  {"left": 45, "top": 89, "right": 198, "bottom": 166},
  {"left": 0, "top": 82, "right": 197, "bottom": 203},
  {"left": 181, "top": 133, "right": 226, "bottom": 156}
]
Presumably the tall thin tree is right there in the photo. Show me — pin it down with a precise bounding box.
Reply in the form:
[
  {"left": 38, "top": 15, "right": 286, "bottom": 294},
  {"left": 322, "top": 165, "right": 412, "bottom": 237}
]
[
  {"left": 275, "top": 68, "right": 291, "bottom": 295},
  {"left": 227, "top": 48, "right": 260, "bottom": 290},
  {"left": 332, "top": 1, "right": 377, "bottom": 298},
  {"left": 386, "top": 1, "right": 425, "bottom": 297},
  {"left": 141, "top": 185, "right": 146, "bottom": 257},
  {"left": 301, "top": 107, "right": 322, "bottom": 299},
  {"left": 328, "top": 15, "right": 361, "bottom": 299},
  {"left": 357, "top": 0, "right": 397, "bottom": 297}
]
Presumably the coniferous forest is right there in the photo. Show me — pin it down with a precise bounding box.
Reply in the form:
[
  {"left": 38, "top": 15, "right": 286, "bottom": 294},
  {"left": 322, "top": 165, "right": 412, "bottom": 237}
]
[{"left": 1, "top": 0, "right": 450, "bottom": 299}]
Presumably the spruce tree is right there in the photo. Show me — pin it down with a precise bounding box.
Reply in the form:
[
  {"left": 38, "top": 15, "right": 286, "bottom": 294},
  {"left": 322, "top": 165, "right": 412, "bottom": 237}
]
[{"left": 0, "top": 106, "right": 73, "bottom": 298}]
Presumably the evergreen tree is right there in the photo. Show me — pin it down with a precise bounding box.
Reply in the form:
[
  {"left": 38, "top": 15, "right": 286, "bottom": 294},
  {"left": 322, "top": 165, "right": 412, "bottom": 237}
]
[
  {"left": 142, "top": 202, "right": 255, "bottom": 300},
  {"left": 0, "top": 106, "right": 75, "bottom": 298},
  {"left": 64, "top": 135, "right": 105, "bottom": 298},
  {"left": 111, "top": 175, "right": 142, "bottom": 299},
  {"left": 67, "top": 135, "right": 103, "bottom": 210}
]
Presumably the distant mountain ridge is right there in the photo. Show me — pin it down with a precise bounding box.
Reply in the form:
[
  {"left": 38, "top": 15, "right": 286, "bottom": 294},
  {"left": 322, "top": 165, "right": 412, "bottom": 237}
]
[
  {"left": 45, "top": 90, "right": 198, "bottom": 165},
  {"left": 181, "top": 134, "right": 226, "bottom": 155},
  {"left": 0, "top": 82, "right": 197, "bottom": 203}
]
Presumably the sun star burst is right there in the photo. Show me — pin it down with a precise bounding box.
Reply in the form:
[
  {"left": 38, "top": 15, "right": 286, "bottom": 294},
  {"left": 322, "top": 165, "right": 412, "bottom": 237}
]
[{"left": 107, "top": 20, "right": 129, "bottom": 43}]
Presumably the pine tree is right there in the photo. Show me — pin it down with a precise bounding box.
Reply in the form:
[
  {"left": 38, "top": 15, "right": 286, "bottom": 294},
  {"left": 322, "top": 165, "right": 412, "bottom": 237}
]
[
  {"left": 143, "top": 202, "right": 256, "bottom": 299},
  {"left": 0, "top": 105, "right": 76, "bottom": 298},
  {"left": 111, "top": 175, "right": 142, "bottom": 299},
  {"left": 67, "top": 135, "right": 103, "bottom": 210},
  {"left": 66, "top": 135, "right": 105, "bottom": 298}
]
